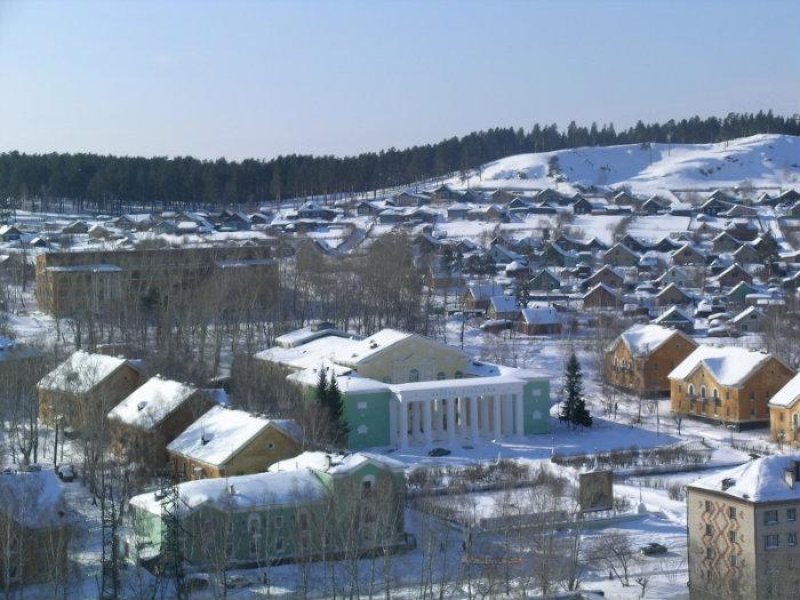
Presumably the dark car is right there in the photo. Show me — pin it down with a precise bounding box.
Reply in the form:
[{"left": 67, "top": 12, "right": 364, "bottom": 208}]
[
  {"left": 641, "top": 542, "right": 668, "bottom": 556},
  {"left": 428, "top": 447, "right": 451, "bottom": 457}
]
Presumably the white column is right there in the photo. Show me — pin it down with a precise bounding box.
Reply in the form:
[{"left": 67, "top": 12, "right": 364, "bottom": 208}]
[
  {"left": 480, "top": 395, "right": 490, "bottom": 435},
  {"left": 447, "top": 397, "right": 456, "bottom": 445},
  {"left": 412, "top": 402, "right": 421, "bottom": 444},
  {"left": 503, "top": 395, "right": 514, "bottom": 436},
  {"left": 493, "top": 395, "right": 502, "bottom": 440},
  {"left": 399, "top": 400, "right": 409, "bottom": 449},
  {"left": 470, "top": 396, "right": 479, "bottom": 444},
  {"left": 514, "top": 393, "right": 525, "bottom": 437},
  {"left": 423, "top": 399, "right": 433, "bottom": 447}
]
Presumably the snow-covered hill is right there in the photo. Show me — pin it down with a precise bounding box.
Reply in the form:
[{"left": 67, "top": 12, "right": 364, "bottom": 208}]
[{"left": 450, "top": 134, "right": 800, "bottom": 196}]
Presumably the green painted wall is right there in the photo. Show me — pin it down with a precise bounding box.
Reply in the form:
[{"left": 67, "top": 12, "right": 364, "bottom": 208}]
[
  {"left": 343, "top": 389, "right": 393, "bottom": 449},
  {"left": 523, "top": 379, "right": 551, "bottom": 434}
]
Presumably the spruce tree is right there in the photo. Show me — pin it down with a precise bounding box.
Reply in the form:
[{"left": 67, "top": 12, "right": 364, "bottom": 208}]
[
  {"left": 328, "top": 374, "right": 349, "bottom": 446},
  {"left": 562, "top": 352, "right": 592, "bottom": 429},
  {"left": 315, "top": 366, "right": 328, "bottom": 406}
]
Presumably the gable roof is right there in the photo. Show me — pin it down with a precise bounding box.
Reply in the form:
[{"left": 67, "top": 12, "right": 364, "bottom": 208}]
[
  {"left": 520, "top": 305, "right": 560, "bottom": 325},
  {"left": 668, "top": 345, "right": 781, "bottom": 387},
  {"left": 616, "top": 324, "right": 693, "bottom": 357},
  {"left": 38, "top": 351, "right": 131, "bottom": 394},
  {"left": 108, "top": 376, "right": 200, "bottom": 431},
  {"left": 653, "top": 306, "right": 693, "bottom": 325},
  {"left": 167, "top": 406, "right": 302, "bottom": 467},
  {"left": 769, "top": 373, "right": 800, "bottom": 408},
  {"left": 689, "top": 455, "right": 800, "bottom": 502}
]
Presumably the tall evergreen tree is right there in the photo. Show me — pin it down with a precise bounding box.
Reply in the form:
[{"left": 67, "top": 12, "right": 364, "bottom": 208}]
[{"left": 561, "top": 352, "right": 592, "bottom": 429}]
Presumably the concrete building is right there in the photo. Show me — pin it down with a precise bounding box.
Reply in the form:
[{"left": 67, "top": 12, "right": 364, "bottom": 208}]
[{"left": 687, "top": 456, "right": 800, "bottom": 599}]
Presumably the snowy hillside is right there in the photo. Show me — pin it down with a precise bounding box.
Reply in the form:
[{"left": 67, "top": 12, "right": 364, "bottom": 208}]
[{"left": 451, "top": 134, "right": 800, "bottom": 196}]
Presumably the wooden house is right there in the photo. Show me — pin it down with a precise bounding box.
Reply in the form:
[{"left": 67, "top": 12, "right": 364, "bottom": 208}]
[
  {"left": 539, "top": 242, "right": 578, "bottom": 268},
  {"left": 487, "top": 295, "right": 520, "bottom": 321},
  {"left": 462, "top": 281, "right": 502, "bottom": 311},
  {"left": 107, "top": 376, "right": 216, "bottom": 468},
  {"left": 582, "top": 265, "right": 624, "bottom": 290},
  {"left": 529, "top": 268, "right": 561, "bottom": 292},
  {"left": 768, "top": 374, "right": 800, "bottom": 444},
  {"left": 37, "top": 351, "right": 142, "bottom": 428},
  {"left": 670, "top": 345, "right": 794, "bottom": 428},
  {"left": 603, "top": 242, "right": 640, "bottom": 267},
  {"left": 582, "top": 283, "right": 620, "bottom": 310},
  {"left": 605, "top": 324, "right": 698, "bottom": 396},
  {"left": 712, "top": 231, "right": 743, "bottom": 254},
  {"left": 713, "top": 263, "right": 753, "bottom": 289},
  {"left": 670, "top": 243, "right": 707, "bottom": 266},
  {"left": 517, "top": 305, "right": 561, "bottom": 335},
  {"left": 653, "top": 306, "right": 695, "bottom": 333},
  {"left": 729, "top": 306, "right": 766, "bottom": 334},
  {"left": 0, "top": 470, "right": 71, "bottom": 588},
  {"left": 167, "top": 406, "right": 303, "bottom": 480},
  {"left": 656, "top": 282, "right": 693, "bottom": 306}
]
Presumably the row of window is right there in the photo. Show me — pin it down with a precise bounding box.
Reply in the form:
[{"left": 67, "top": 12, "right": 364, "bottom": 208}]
[
  {"left": 765, "top": 533, "right": 798, "bottom": 549},
  {"left": 384, "top": 370, "right": 465, "bottom": 384},
  {"left": 763, "top": 508, "right": 797, "bottom": 525}
]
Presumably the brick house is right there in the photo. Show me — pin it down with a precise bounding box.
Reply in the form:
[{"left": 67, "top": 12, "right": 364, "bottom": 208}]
[
  {"left": 768, "top": 374, "right": 800, "bottom": 445},
  {"left": 605, "top": 324, "right": 698, "bottom": 396},
  {"left": 669, "top": 346, "right": 794, "bottom": 428}
]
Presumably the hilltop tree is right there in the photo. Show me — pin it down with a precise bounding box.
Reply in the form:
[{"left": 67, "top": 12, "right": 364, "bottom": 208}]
[{"left": 560, "top": 352, "right": 592, "bottom": 429}]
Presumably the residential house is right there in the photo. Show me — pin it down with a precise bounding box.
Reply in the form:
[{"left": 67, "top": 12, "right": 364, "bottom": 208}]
[
  {"left": 0, "top": 470, "right": 71, "bottom": 588},
  {"left": 61, "top": 220, "right": 89, "bottom": 235},
  {"left": 487, "top": 295, "right": 520, "bottom": 321},
  {"left": 669, "top": 345, "right": 794, "bottom": 428},
  {"left": 653, "top": 306, "right": 695, "bottom": 333},
  {"left": 0, "top": 225, "right": 22, "bottom": 242},
  {"left": 605, "top": 324, "right": 698, "bottom": 396},
  {"left": 733, "top": 243, "right": 762, "bottom": 266},
  {"left": 517, "top": 305, "right": 561, "bottom": 335},
  {"left": 603, "top": 242, "right": 640, "bottom": 267},
  {"left": 107, "top": 376, "right": 216, "bottom": 468},
  {"left": 687, "top": 456, "right": 800, "bottom": 600},
  {"left": 37, "top": 351, "right": 142, "bottom": 428},
  {"left": 714, "top": 264, "right": 753, "bottom": 290},
  {"left": 167, "top": 406, "right": 302, "bottom": 481},
  {"left": 712, "top": 232, "right": 743, "bottom": 254},
  {"left": 656, "top": 283, "right": 693, "bottom": 306},
  {"left": 582, "top": 265, "right": 625, "bottom": 290},
  {"left": 446, "top": 202, "right": 471, "bottom": 221},
  {"left": 729, "top": 306, "right": 766, "bottom": 335},
  {"left": 582, "top": 283, "right": 620, "bottom": 310},
  {"left": 295, "top": 202, "right": 337, "bottom": 221},
  {"left": 128, "top": 451, "right": 409, "bottom": 569},
  {"left": 529, "top": 268, "right": 561, "bottom": 292},
  {"left": 726, "top": 281, "right": 760, "bottom": 308},
  {"left": 769, "top": 375, "right": 800, "bottom": 445},
  {"left": 462, "top": 280, "right": 502, "bottom": 312},
  {"left": 539, "top": 242, "right": 579, "bottom": 268},
  {"left": 671, "top": 243, "right": 707, "bottom": 266}
]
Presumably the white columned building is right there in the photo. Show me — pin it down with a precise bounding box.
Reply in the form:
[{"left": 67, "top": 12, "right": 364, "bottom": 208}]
[{"left": 389, "top": 376, "right": 527, "bottom": 449}]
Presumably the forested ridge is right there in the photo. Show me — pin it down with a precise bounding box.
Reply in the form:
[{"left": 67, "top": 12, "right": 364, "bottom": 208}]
[{"left": 2, "top": 111, "right": 798, "bottom": 212}]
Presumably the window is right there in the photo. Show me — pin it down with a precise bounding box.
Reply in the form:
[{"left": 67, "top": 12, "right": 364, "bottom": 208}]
[
  {"left": 705, "top": 524, "right": 713, "bottom": 536},
  {"left": 361, "top": 475, "right": 376, "bottom": 498},
  {"left": 705, "top": 500, "right": 712, "bottom": 512},
  {"left": 790, "top": 508, "right": 797, "bottom": 522},
  {"left": 705, "top": 547, "right": 713, "bottom": 559},
  {"left": 790, "top": 533, "right": 798, "bottom": 546},
  {"left": 409, "top": 369, "right": 420, "bottom": 382},
  {"left": 701, "top": 386, "right": 707, "bottom": 399},
  {"left": 437, "top": 372, "right": 446, "bottom": 380},
  {"left": 729, "top": 531, "right": 737, "bottom": 543},
  {"left": 729, "top": 506, "right": 736, "bottom": 519},
  {"left": 765, "top": 534, "right": 780, "bottom": 549},
  {"left": 248, "top": 515, "right": 262, "bottom": 557},
  {"left": 713, "top": 388, "right": 720, "bottom": 403},
  {"left": 730, "top": 555, "right": 737, "bottom": 567},
  {"left": 454, "top": 371, "right": 464, "bottom": 379},
  {"left": 764, "top": 510, "right": 779, "bottom": 525},
  {"left": 689, "top": 384, "right": 695, "bottom": 397},
  {"left": 274, "top": 538, "right": 284, "bottom": 553}
]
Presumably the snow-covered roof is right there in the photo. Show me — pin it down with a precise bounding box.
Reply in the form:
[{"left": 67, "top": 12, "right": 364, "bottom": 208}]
[
  {"left": 341, "top": 329, "right": 412, "bottom": 365},
  {"left": 520, "top": 306, "right": 560, "bottom": 325},
  {"left": 255, "top": 335, "right": 362, "bottom": 374},
  {"left": 167, "top": 406, "right": 302, "bottom": 467},
  {"left": 38, "top": 351, "right": 131, "bottom": 394},
  {"left": 668, "top": 345, "right": 777, "bottom": 387},
  {"left": 689, "top": 455, "right": 800, "bottom": 503},
  {"left": 269, "top": 451, "right": 404, "bottom": 476},
  {"left": 275, "top": 324, "right": 356, "bottom": 348},
  {"left": 489, "top": 295, "right": 519, "bottom": 313},
  {"left": 0, "top": 470, "right": 66, "bottom": 528},
  {"left": 107, "top": 376, "right": 200, "bottom": 430},
  {"left": 130, "top": 469, "right": 327, "bottom": 516},
  {"left": 769, "top": 373, "right": 800, "bottom": 408},
  {"left": 617, "top": 324, "right": 688, "bottom": 357}
]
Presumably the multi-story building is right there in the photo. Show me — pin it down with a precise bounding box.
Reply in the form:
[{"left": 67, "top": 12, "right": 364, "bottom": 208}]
[
  {"left": 605, "top": 324, "right": 698, "bottom": 396},
  {"left": 35, "top": 244, "right": 276, "bottom": 317},
  {"left": 687, "top": 455, "right": 800, "bottom": 599},
  {"left": 768, "top": 373, "right": 800, "bottom": 445},
  {"left": 669, "top": 346, "right": 794, "bottom": 429}
]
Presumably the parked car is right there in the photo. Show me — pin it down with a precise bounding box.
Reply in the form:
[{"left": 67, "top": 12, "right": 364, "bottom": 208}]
[
  {"left": 428, "top": 447, "right": 451, "bottom": 457},
  {"left": 641, "top": 542, "right": 668, "bottom": 556},
  {"left": 56, "top": 464, "right": 76, "bottom": 482},
  {"left": 224, "top": 574, "right": 249, "bottom": 589}
]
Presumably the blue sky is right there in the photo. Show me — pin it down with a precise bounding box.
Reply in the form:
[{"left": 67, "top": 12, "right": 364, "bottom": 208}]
[{"left": 0, "top": 0, "right": 798, "bottom": 160}]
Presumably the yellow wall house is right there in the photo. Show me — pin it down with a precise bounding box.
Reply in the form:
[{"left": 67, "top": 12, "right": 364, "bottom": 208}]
[
  {"left": 768, "top": 373, "right": 800, "bottom": 445},
  {"left": 167, "top": 406, "right": 303, "bottom": 480},
  {"left": 669, "top": 345, "right": 794, "bottom": 429}
]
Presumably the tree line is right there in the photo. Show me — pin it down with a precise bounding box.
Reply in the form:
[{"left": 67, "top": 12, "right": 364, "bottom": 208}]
[{"left": 1, "top": 111, "right": 798, "bottom": 213}]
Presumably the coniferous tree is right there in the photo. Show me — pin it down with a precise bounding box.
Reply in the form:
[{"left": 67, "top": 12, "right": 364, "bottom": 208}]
[
  {"left": 561, "top": 352, "right": 592, "bottom": 430},
  {"left": 327, "top": 374, "right": 349, "bottom": 446}
]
